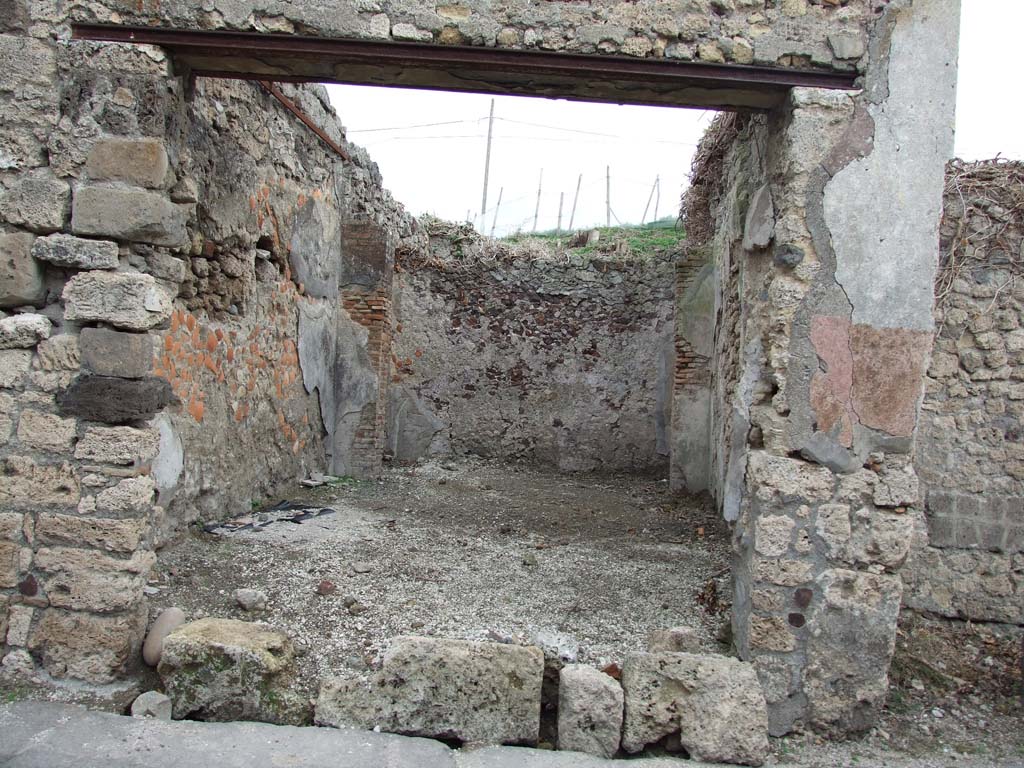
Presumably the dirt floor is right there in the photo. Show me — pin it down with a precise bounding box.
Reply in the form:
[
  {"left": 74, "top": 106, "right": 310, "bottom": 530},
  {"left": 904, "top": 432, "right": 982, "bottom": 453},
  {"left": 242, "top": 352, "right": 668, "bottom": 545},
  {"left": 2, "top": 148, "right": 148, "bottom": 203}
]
[
  {"left": 148, "top": 457, "right": 733, "bottom": 696},
  {"left": 3, "top": 457, "right": 1021, "bottom": 766}
]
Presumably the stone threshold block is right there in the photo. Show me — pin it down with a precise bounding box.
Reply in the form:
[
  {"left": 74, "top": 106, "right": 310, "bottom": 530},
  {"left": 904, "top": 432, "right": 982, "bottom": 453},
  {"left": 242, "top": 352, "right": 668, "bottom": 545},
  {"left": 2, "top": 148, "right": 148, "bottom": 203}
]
[
  {"left": 316, "top": 636, "right": 544, "bottom": 746},
  {"left": 158, "top": 618, "right": 308, "bottom": 725},
  {"left": 621, "top": 651, "right": 769, "bottom": 767}
]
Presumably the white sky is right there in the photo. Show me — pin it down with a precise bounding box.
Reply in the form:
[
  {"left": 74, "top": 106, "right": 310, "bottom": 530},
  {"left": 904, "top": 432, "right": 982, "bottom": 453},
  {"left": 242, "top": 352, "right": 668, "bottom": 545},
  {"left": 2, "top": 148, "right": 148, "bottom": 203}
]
[{"left": 325, "top": 3, "right": 1020, "bottom": 237}]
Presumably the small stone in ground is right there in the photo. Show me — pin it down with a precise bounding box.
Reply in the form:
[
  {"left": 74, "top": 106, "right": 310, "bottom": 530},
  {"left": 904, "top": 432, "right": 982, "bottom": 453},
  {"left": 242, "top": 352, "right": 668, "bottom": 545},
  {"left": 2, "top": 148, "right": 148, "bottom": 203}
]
[
  {"left": 348, "top": 601, "right": 369, "bottom": 616},
  {"left": 647, "top": 626, "right": 702, "bottom": 653},
  {"left": 131, "top": 691, "right": 172, "bottom": 720},
  {"left": 235, "top": 588, "right": 268, "bottom": 612},
  {"left": 522, "top": 553, "right": 538, "bottom": 567},
  {"left": 316, "top": 580, "right": 336, "bottom": 596},
  {"left": 350, "top": 562, "right": 372, "bottom": 574}
]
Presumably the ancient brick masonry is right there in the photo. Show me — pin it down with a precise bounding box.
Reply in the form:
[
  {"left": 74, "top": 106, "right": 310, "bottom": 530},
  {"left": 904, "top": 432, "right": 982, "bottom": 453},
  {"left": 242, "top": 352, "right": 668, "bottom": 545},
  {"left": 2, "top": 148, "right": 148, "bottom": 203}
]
[
  {"left": 340, "top": 220, "right": 396, "bottom": 479},
  {"left": 673, "top": 250, "right": 711, "bottom": 388}
]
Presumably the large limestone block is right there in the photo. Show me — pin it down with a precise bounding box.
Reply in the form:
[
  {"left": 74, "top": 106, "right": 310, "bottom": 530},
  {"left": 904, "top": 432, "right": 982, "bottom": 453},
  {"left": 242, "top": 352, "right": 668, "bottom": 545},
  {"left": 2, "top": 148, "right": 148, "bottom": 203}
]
[
  {"left": 31, "top": 233, "right": 119, "bottom": 270},
  {"left": 621, "top": 652, "right": 769, "bottom": 766},
  {"left": 15, "top": 409, "right": 75, "bottom": 452},
  {"left": 316, "top": 637, "right": 544, "bottom": 746},
  {"left": 86, "top": 138, "right": 169, "bottom": 189},
  {"left": 34, "top": 547, "right": 154, "bottom": 613},
  {"left": 0, "top": 233, "right": 44, "bottom": 308},
  {"left": 72, "top": 187, "right": 188, "bottom": 248},
  {"left": 557, "top": 664, "right": 623, "bottom": 759},
  {"left": 63, "top": 271, "right": 172, "bottom": 330},
  {"left": 158, "top": 618, "right": 307, "bottom": 725},
  {"left": 803, "top": 569, "right": 902, "bottom": 735},
  {"left": 0, "top": 174, "right": 69, "bottom": 233},
  {"left": 79, "top": 327, "right": 155, "bottom": 378},
  {"left": 75, "top": 426, "right": 160, "bottom": 465},
  {"left": 0, "top": 313, "right": 50, "bottom": 348},
  {"left": 746, "top": 451, "right": 836, "bottom": 504},
  {"left": 0, "top": 456, "right": 79, "bottom": 509},
  {"left": 28, "top": 603, "right": 148, "bottom": 684}
]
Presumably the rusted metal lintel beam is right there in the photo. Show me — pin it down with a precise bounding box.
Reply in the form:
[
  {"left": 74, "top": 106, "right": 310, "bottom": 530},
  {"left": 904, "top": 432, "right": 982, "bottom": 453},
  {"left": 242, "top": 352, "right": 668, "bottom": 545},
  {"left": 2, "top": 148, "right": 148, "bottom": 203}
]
[
  {"left": 72, "top": 24, "right": 859, "bottom": 110},
  {"left": 256, "top": 80, "right": 351, "bottom": 161}
]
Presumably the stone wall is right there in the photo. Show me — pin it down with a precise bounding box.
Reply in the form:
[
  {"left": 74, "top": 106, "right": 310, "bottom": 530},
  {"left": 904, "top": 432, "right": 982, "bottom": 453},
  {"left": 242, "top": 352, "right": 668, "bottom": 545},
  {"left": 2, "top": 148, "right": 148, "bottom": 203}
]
[
  {"left": 69, "top": 0, "right": 877, "bottom": 73},
  {"left": 681, "top": 0, "right": 960, "bottom": 738},
  {"left": 389, "top": 226, "right": 675, "bottom": 473},
  {"left": 0, "top": 4, "right": 421, "bottom": 686},
  {"left": 903, "top": 160, "right": 1024, "bottom": 625}
]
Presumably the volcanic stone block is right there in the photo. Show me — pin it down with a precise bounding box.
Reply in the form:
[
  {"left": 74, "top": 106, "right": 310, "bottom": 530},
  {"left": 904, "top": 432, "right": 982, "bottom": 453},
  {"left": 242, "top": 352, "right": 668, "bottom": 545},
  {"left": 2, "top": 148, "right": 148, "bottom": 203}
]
[
  {"left": 34, "top": 547, "right": 154, "bottom": 613},
  {"left": 0, "top": 174, "right": 69, "bottom": 233},
  {"left": 63, "top": 272, "right": 172, "bottom": 331},
  {"left": 71, "top": 187, "right": 188, "bottom": 249},
  {"left": 0, "top": 233, "right": 44, "bottom": 308},
  {"left": 621, "top": 652, "right": 769, "bottom": 766},
  {"left": 36, "top": 513, "right": 147, "bottom": 554},
  {"left": 316, "top": 637, "right": 544, "bottom": 746},
  {"left": 86, "top": 138, "right": 169, "bottom": 189},
  {"left": 79, "top": 327, "right": 154, "bottom": 379},
  {"left": 31, "top": 233, "right": 119, "bottom": 270},
  {"left": 75, "top": 425, "right": 159, "bottom": 465},
  {"left": 29, "top": 603, "right": 147, "bottom": 684},
  {"left": 0, "top": 456, "right": 79, "bottom": 509},
  {"left": 0, "top": 313, "right": 50, "bottom": 349},
  {"left": 158, "top": 618, "right": 307, "bottom": 725},
  {"left": 58, "top": 375, "right": 177, "bottom": 424},
  {"left": 557, "top": 664, "right": 623, "bottom": 759},
  {"left": 16, "top": 409, "right": 76, "bottom": 452}
]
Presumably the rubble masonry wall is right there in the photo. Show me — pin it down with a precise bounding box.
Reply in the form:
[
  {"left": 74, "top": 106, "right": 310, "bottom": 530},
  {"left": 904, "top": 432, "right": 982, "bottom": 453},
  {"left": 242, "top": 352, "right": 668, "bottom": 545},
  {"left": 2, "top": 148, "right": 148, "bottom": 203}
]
[
  {"left": 903, "top": 160, "right": 1024, "bottom": 625},
  {"left": 0, "top": 3, "right": 419, "bottom": 685},
  {"left": 389, "top": 232, "right": 675, "bottom": 472}
]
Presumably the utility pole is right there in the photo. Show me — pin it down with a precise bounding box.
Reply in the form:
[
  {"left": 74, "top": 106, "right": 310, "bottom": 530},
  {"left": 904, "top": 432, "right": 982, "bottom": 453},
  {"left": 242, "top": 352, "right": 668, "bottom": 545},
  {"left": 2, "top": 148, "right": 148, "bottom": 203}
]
[
  {"left": 605, "top": 165, "right": 611, "bottom": 228},
  {"left": 556, "top": 192, "right": 564, "bottom": 235},
  {"left": 532, "top": 168, "right": 543, "bottom": 232},
  {"left": 568, "top": 173, "right": 582, "bottom": 231},
  {"left": 479, "top": 99, "right": 495, "bottom": 232},
  {"left": 490, "top": 187, "right": 504, "bottom": 238},
  {"left": 642, "top": 175, "right": 659, "bottom": 225},
  {"left": 653, "top": 177, "right": 661, "bottom": 223}
]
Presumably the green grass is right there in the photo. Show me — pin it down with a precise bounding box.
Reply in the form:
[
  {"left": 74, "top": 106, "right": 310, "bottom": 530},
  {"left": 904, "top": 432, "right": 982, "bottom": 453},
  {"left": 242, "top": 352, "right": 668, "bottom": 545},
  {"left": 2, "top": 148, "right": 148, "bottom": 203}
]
[{"left": 501, "top": 218, "right": 685, "bottom": 258}]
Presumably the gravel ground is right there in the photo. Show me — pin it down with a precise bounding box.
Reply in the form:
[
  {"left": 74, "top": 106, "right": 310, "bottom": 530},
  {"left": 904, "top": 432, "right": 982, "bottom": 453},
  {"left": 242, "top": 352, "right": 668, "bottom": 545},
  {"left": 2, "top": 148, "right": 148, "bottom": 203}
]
[
  {"left": 5, "top": 457, "right": 1019, "bottom": 767},
  {"left": 148, "top": 457, "right": 733, "bottom": 696}
]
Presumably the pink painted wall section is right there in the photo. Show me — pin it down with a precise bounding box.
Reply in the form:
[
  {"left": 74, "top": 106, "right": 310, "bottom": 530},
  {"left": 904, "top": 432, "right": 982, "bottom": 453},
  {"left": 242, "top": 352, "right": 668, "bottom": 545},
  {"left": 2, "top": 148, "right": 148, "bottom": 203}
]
[{"left": 810, "top": 316, "right": 931, "bottom": 442}]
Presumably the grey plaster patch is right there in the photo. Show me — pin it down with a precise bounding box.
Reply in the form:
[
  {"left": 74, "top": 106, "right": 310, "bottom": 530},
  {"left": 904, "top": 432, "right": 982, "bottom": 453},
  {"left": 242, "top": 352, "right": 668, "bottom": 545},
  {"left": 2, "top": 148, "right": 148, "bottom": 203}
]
[
  {"left": 387, "top": 386, "right": 447, "bottom": 463},
  {"left": 825, "top": 0, "right": 960, "bottom": 332},
  {"left": 723, "top": 338, "right": 763, "bottom": 522},
  {"left": 151, "top": 413, "right": 184, "bottom": 505},
  {"left": 297, "top": 297, "right": 337, "bottom": 449},
  {"left": 741, "top": 184, "right": 775, "bottom": 251},
  {"left": 289, "top": 198, "right": 341, "bottom": 299},
  {"left": 331, "top": 309, "right": 378, "bottom": 476}
]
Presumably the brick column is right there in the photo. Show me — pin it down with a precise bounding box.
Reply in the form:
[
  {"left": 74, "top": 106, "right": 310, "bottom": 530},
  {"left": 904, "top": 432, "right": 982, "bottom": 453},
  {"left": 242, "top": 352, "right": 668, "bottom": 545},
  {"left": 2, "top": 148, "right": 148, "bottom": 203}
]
[{"left": 340, "top": 219, "right": 394, "bottom": 478}]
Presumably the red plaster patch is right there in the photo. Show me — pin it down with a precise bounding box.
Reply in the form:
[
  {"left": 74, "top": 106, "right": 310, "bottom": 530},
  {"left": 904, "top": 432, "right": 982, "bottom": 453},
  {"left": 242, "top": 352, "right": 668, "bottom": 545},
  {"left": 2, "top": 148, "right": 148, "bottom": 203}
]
[
  {"left": 850, "top": 325, "right": 932, "bottom": 437},
  {"left": 809, "top": 315, "right": 856, "bottom": 447}
]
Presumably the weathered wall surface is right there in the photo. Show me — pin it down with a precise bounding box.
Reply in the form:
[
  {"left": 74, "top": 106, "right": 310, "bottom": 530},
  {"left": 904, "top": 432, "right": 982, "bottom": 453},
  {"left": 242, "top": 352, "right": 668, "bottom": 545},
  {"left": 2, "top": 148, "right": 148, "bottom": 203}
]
[
  {"left": 389, "top": 228, "right": 675, "bottom": 473},
  {"left": 681, "top": 0, "right": 960, "bottom": 738},
  {"left": 70, "top": 0, "right": 877, "bottom": 72},
  {"left": 0, "top": 3, "right": 421, "bottom": 686},
  {"left": 904, "top": 160, "right": 1024, "bottom": 625}
]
